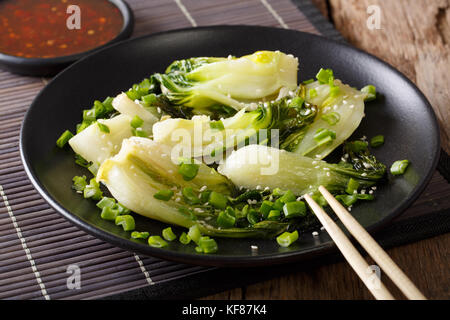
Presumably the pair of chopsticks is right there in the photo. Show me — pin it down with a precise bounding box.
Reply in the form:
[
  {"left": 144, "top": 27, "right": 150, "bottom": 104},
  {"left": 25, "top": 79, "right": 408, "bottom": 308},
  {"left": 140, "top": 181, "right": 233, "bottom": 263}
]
[{"left": 304, "top": 186, "right": 426, "bottom": 300}]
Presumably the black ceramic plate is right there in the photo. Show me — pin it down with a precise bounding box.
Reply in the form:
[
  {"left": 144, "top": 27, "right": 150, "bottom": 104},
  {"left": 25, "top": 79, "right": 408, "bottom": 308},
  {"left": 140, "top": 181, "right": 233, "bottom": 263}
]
[{"left": 20, "top": 26, "right": 440, "bottom": 267}]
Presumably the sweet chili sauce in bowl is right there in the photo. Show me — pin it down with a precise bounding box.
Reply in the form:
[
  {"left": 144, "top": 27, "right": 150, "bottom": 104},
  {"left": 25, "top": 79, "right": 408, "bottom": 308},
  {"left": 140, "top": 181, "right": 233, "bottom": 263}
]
[{"left": 0, "top": 0, "right": 133, "bottom": 76}]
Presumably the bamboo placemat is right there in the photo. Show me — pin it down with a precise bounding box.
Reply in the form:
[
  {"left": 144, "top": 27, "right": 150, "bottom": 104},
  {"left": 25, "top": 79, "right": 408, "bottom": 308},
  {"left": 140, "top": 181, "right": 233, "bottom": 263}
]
[{"left": 1, "top": 0, "right": 449, "bottom": 300}]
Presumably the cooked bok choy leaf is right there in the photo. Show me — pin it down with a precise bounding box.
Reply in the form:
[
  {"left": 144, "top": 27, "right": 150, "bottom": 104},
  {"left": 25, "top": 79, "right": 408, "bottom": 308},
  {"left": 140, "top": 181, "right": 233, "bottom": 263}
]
[
  {"left": 152, "top": 90, "right": 317, "bottom": 162},
  {"left": 218, "top": 144, "right": 386, "bottom": 196},
  {"left": 69, "top": 114, "right": 133, "bottom": 165},
  {"left": 154, "top": 51, "right": 298, "bottom": 114},
  {"left": 97, "top": 137, "right": 288, "bottom": 238},
  {"left": 290, "top": 79, "right": 366, "bottom": 159},
  {"left": 112, "top": 93, "right": 159, "bottom": 132}
]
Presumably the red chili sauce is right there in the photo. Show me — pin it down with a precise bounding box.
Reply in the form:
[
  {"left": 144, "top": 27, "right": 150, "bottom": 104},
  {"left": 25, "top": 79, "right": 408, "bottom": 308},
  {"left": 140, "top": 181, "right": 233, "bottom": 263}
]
[{"left": 0, "top": 0, "right": 124, "bottom": 58}]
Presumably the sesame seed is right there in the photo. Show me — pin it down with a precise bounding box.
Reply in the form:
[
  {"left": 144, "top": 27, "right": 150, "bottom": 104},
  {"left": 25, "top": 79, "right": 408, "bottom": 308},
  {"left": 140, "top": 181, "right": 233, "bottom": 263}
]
[{"left": 312, "top": 231, "right": 319, "bottom": 236}]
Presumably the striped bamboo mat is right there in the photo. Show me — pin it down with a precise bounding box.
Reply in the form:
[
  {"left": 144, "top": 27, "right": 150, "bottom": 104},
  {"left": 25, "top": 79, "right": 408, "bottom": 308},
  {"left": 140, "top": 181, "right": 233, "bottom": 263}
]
[{"left": 0, "top": 0, "right": 449, "bottom": 300}]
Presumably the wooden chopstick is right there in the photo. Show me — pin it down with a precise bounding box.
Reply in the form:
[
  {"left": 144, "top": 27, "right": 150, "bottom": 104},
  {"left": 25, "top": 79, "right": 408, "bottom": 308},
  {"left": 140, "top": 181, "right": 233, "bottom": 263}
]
[
  {"left": 316, "top": 186, "right": 426, "bottom": 300},
  {"left": 304, "top": 193, "right": 395, "bottom": 300}
]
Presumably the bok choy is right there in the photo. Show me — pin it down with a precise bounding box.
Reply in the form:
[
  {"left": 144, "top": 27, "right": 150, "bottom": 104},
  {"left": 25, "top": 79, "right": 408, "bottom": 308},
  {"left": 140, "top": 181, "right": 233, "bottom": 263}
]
[
  {"left": 154, "top": 51, "right": 298, "bottom": 114},
  {"left": 97, "top": 137, "right": 288, "bottom": 238},
  {"left": 218, "top": 143, "right": 386, "bottom": 196}
]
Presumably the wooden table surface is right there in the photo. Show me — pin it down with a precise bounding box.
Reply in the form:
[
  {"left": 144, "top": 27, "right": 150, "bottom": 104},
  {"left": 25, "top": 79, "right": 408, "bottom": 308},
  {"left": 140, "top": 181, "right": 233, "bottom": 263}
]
[{"left": 205, "top": 0, "right": 450, "bottom": 300}]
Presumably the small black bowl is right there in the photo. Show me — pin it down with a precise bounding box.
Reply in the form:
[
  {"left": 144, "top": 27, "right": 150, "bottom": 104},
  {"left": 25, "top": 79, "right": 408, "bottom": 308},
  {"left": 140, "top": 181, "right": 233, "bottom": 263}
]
[{"left": 0, "top": 0, "right": 134, "bottom": 77}]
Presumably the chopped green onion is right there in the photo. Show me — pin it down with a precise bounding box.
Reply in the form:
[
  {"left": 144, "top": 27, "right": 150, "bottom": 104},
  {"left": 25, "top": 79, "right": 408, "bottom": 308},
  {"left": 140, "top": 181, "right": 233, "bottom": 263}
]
[
  {"left": 72, "top": 176, "right": 87, "bottom": 192},
  {"left": 141, "top": 93, "right": 157, "bottom": 105},
  {"left": 126, "top": 89, "right": 141, "bottom": 101},
  {"left": 76, "top": 120, "right": 92, "bottom": 133},
  {"left": 347, "top": 140, "right": 368, "bottom": 153},
  {"left": 217, "top": 209, "right": 236, "bottom": 228},
  {"left": 346, "top": 178, "right": 360, "bottom": 195},
  {"left": 83, "top": 178, "right": 102, "bottom": 200},
  {"left": 148, "top": 235, "right": 168, "bottom": 248},
  {"left": 308, "top": 88, "right": 318, "bottom": 99},
  {"left": 335, "top": 194, "right": 358, "bottom": 207},
  {"left": 283, "top": 201, "right": 306, "bottom": 218},
  {"left": 198, "top": 236, "right": 218, "bottom": 254},
  {"left": 311, "top": 194, "right": 328, "bottom": 207},
  {"left": 88, "top": 162, "right": 100, "bottom": 176},
  {"left": 83, "top": 109, "right": 96, "bottom": 122},
  {"left": 314, "top": 128, "right": 336, "bottom": 143},
  {"left": 210, "top": 120, "right": 225, "bottom": 130},
  {"left": 116, "top": 203, "right": 130, "bottom": 215},
  {"left": 302, "top": 78, "right": 314, "bottom": 84},
  {"left": 102, "top": 96, "right": 114, "bottom": 112},
  {"left": 272, "top": 188, "right": 285, "bottom": 196},
  {"left": 356, "top": 194, "right": 375, "bottom": 201},
  {"left": 56, "top": 130, "right": 74, "bottom": 148},
  {"left": 289, "top": 97, "right": 304, "bottom": 108},
  {"left": 390, "top": 160, "right": 410, "bottom": 176},
  {"left": 267, "top": 210, "right": 281, "bottom": 221},
  {"left": 316, "top": 68, "right": 334, "bottom": 84},
  {"left": 101, "top": 207, "right": 120, "bottom": 221},
  {"left": 276, "top": 231, "right": 299, "bottom": 247},
  {"left": 279, "top": 190, "right": 296, "bottom": 204},
  {"left": 273, "top": 199, "right": 284, "bottom": 211},
  {"left": 74, "top": 154, "right": 90, "bottom": 168},
  {"left": 153, "top": 189, "right": 174, "bottom": 201},
  {"left": 179, "top": 232, "right": 191, "bottom": 245},
  {"left": 131, "top": 115, "right": 144, "bottom": 128},
  {"left": 162, "top": 227, "right": 177, "bottom": 241},
  {"left": 329, "top": 85, "right": 340, "bottom": 97},
  {"left": 182, "top": 187, "right": 200, "bottom": 204},
  {"left": 259, "top": 201, "right": 274, "bottom": 219},
  {"left": 178, "top": 159, "right": 199, "bottom": 181},
  {"left": 208, "top": 191, "right": 228, "bottom": 209},
  {"left": 370, "top": 135, "right": 385, "bottom": 148},
  {"left": 132, "top": 128, "right": 149, "bottom": 137},
  {"left": 361, "top": 85, "right": 377, "bottom": 102},
  {"left": 321, "top": 112, "right": 341, "bottom": 125},
  {"left": 247, "top": 209, "right": 260, "bottom": 225},
  {"left": 199, "top": 190, "right": 211, "bottom": 204},
  {"left": 115, "top": 215, "right": 135, "bottom": 231},
  {"left": 93, "top": 100, "right": 106, "bottom": 118},
  {"left": 131, "top": 231, "right": 150, "bottom": 240},
  {"left": 96, "top": 197, "right": 116, "bottom": 209},
  {"left": 188, "top": 225, "right": 202, "bottom": 244}
]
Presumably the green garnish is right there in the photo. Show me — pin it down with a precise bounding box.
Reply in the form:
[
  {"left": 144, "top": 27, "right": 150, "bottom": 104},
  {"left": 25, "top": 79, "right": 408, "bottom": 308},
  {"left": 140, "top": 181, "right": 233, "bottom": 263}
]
[
  {"left": 276, "top": 231, "right": 299, "bottom": 247},
  {"left": 56, "top": 130, "right": 74, "bottom": 148},
  {"left": 131, "top": 231, "right": 150, "bottom": 240},
  {"left": 148, "top": 235, "right": 168, "bottom": 248},
  {"left": 390, "top": 160, "right": 410, "bottom": 176},
  {"left": 115, "top": 215, "right": 135, "bottom": 231},
  {"left": 208, "top": 191, "right": 228, "bottom": 209},
  {"left": 97, "top": 122, "right": 110, "bottom": 133},
  {"left": 321, "top": 112, "right": 340, "bottom": 125},
  {"left": 179, "top": 232, "right": 191, "bottom": 245},
  {"left": 154, "top": 189, "right": 174, "bottom": 201},
  {"left": 162, "top": 227, "right": 177, "bottom": 241},
  {"left": 282, "top": 201, "right": 306, "bottom": 218},
  {"left": 131, "top": 115, "right": 144, "bottom": 129},
  {"left": 178, "top": 159, "right": 199, "bottom": 181},
  {"left": 370, "top": 135, "right": 385, "bottom": 148},
  {"left": 361, "top": 85, "right": 377, "bottom": 102}
]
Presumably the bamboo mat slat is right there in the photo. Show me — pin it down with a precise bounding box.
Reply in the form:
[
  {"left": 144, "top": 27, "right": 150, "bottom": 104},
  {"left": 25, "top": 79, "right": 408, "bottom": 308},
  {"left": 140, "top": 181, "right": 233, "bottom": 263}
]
[{"left": 0, "top": 0, "right": 449, "bottom": 300}]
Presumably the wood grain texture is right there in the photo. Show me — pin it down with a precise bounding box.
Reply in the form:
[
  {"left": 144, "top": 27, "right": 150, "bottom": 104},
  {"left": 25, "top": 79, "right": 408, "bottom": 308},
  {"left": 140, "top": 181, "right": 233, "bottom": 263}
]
[
  {"left": 329, "top": 0, "right": 450, "bottom": 154},
  {"left": 240, "top": 234, "right": 449, "bottom": 300}
]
